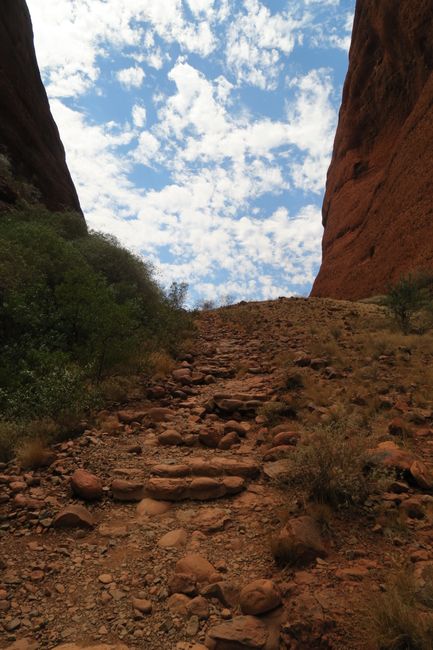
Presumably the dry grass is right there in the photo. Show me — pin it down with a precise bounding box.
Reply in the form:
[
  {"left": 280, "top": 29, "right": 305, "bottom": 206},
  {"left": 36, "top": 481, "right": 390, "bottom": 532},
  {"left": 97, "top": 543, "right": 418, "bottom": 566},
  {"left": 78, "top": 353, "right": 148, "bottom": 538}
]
[
  {"left": 16, "top": 437, "right": 50, "bottom": 469},
  {"left": 147, "top": 351, "right": 176, "bottom": 378},
  {"left": 99, "top": 376, "right": 132, "bottom": 403},
  {"left": 362, "top": 568, "right": 433, "bottom": 649},
  {"left": 279, "top": 424, "right": 389, "bottom": 508},
  {"left": 0, "top": 421, "right": 21, "bottom": 462}
]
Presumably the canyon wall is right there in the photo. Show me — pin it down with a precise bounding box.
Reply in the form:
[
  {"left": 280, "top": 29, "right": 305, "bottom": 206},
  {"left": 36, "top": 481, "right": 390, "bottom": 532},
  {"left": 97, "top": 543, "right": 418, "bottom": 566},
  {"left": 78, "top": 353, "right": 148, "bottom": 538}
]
[
  {"left": 0, "top": 0, "right": 83, "bottom": 217},
  {"left": 311, "top": 0, "right": 433, "bottom": 299}
]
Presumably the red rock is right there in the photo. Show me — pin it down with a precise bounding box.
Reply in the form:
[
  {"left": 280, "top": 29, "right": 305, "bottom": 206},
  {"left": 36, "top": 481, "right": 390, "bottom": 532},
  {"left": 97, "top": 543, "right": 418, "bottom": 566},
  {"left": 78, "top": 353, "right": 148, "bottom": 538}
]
[
  {"left": 201, "top": 581, "right": 240, "bottom": 608},
  {"left": 136, "top": 498, "right": 171, "bottom": 517},
  {"left": 272, "top": 432, "right": 298, "bottom": 447},
  {"left": 410, "top": 460, "right": 433, "bottom": 490},
  {"left": 158, "top": 430, "right": 184, "bottom": 446},
  {"left": 168, "top": 573, "right": 198, "bottom": 596},
  {"left": 199, "top": 429, "right": 223, "bottom": 448},
  {"left": 188, "top": 477, "right": 226, "bottom": 500},
  {"left": 175, "top": 554, "right": 216, "bottom": 584},
  {"left": 218, "top": 432, "right": 241, "bottom": 449},
  {"left": 205, "top": 616, "right": 268, "bottom": 649},
  {"left": 145, "top": 478, "right": 188, "bottom": 501},
  {"left": 70, "top": 469, "right": 103, "bottom": 501},
  {"left": 239, "top": 579, "right": 281, "bottom": 615},
  {"left": 224, "top": 421, "right": 247, "bottom": 437},
  {"left": 221, "top": 476, "right": 245, "bottom": 494},
  {"left": 111, "top": 479, "right": 144, "bottom": 502},
  {"left": 312, "top": 1, "right": 433, "bottom": 299},
  {"left": 53, "top": 505, "right": 95, "bottom": 529},
  {"left": 273, "top": 516, "right": 327, "bottom": 566},
  {"left": 146, "top": 407, "right": 175, "bottom": 423},
  {"left": 0, "top": 1, "right": 83, "bottom": 216}
]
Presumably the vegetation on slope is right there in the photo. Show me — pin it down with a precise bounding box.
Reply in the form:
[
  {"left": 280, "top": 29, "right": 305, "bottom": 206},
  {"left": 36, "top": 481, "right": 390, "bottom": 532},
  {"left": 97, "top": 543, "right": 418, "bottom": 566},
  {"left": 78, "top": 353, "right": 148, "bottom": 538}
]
[{"left": 0, "top": 203, "right": 193, "bottom": 459}]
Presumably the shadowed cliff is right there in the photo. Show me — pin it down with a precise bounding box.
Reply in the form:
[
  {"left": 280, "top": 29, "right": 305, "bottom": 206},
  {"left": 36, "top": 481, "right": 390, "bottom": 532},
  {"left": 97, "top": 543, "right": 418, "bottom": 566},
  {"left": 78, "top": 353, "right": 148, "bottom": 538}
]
[
  {"left": 312, "top": 0, "right": 433, "bottom": 299},
  {"left": 0, "top": 0, "right": 83, "bottom": 218}
]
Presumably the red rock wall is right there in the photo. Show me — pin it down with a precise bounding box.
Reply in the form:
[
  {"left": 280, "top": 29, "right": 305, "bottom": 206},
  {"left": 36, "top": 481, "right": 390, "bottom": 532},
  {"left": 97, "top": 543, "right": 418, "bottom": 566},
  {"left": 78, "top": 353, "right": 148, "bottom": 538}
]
[
  {"left": 0, "top": 0, "right": 83, "bottom": 217},
  {"left": 311, "top": 0, "right": 433, "bottom": 299}
]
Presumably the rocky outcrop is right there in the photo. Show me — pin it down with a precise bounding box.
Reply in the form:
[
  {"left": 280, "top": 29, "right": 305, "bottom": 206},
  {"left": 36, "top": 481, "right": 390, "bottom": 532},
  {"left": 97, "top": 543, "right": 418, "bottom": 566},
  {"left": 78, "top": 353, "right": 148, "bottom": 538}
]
[
  {"left": 312, "top": 0, "right": 433, "bottom": 299},
  {"left": 0, "top": 0, "right": 83, "bottom": 217}
]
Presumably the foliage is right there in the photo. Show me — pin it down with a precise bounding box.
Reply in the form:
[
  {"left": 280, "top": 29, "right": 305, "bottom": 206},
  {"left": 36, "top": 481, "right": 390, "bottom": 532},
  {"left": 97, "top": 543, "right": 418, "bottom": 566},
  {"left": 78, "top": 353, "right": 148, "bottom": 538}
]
[
  {"left": 384, "top": 274, "right": 430, "bottom": 334},
  {"left": 0, "top": 204, "right": 193, "bottom": 445}
]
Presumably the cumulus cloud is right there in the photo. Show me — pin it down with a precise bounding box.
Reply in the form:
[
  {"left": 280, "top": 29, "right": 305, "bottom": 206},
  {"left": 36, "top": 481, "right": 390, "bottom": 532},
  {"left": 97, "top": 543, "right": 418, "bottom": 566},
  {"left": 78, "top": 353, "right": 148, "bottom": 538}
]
[
  {"left": 117, "top": 66, "right": 145, "bottom": 89},
  {"left": 25, "top": 0, "right": 351, "bottom": 301}
]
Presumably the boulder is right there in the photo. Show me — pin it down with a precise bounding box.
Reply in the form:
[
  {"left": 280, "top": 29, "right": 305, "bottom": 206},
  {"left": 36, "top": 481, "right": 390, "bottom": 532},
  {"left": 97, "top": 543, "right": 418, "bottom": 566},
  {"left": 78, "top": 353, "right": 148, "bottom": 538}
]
[
  {"left": 239, "top": 579, "right": 281, "bottom": 615},
  {"left": 175, "top": 554, "right": 216, "bottom": 584},
  {"left": 70, "top": 469, "right": 103, "bottom": 501},
  {"left": 53, "top": 505, "right": 95, "bottom": 530},
  {"left": 272, "top": 516, "right": 327, "bottom": 566}
]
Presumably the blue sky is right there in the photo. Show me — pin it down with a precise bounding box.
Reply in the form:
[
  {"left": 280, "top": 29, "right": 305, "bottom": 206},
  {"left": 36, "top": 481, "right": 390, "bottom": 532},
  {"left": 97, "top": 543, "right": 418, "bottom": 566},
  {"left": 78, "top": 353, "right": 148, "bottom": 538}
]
[{"left": 27, "top": 0, "right": 354, "bottom": 304}]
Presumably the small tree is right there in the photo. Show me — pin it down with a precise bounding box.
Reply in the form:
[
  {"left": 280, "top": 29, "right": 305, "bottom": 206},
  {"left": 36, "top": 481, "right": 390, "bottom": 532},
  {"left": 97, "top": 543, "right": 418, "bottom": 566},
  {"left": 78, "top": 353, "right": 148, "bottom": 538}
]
[{"left": 385, "top": 275, "right": 425, "bottom": 334}]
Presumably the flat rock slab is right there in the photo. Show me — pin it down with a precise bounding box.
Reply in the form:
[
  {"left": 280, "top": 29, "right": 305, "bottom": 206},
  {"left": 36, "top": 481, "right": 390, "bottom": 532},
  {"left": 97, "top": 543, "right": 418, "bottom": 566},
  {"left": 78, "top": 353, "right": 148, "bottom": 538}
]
[
  {"left": 151, "top": 457, "right": 260, "bottom": 479},
  {"left": 145, "top": 476, "right": 246, "bottom": 501},
  {"left": 205, "top": 615, "right": 269, "bottom": 649}
]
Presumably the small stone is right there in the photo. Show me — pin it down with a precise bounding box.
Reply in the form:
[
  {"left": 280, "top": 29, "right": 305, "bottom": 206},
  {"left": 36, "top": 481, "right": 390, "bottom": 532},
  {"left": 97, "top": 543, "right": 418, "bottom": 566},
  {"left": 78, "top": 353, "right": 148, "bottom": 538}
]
[
  {"left": 136, "top": 498, "right": 171, "bottom": 517},
  {"left": 132, "top": 597, "right": 152, "bottom": 614},
  {"left": 98, "top": 573, "right": 114, "bottom": 585},
  {"left": 186, "top": 615, "right": 200, "bottom": 636},
  {"left": 158, "top": 528, "right": 187, "bottom": 548}
]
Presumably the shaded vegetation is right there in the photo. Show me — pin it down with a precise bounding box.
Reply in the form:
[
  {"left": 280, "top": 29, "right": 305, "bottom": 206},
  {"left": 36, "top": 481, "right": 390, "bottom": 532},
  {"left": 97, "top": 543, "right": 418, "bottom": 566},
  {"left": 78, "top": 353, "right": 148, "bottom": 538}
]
[{"left": 0, "top": 204, "right": 193, "bottom": 459}]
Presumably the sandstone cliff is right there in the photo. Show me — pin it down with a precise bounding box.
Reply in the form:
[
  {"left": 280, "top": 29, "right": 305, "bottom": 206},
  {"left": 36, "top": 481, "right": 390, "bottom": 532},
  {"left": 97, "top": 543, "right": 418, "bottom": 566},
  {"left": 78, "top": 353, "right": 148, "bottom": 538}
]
[
  {"left": 311, "top": 0, "right": 433, "bottom": 299},
  {"left": 0, "top": 0, "right": 83, "bottom": 217}
]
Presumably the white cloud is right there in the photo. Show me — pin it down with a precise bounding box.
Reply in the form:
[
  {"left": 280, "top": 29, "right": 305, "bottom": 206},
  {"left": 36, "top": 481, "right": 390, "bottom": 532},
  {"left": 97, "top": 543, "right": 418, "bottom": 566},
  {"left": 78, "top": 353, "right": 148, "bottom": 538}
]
[
  {"left": 226, "top": 0, "right": 305, "bottom": 89},
  {"left": 25, "top": 0, "right": 350, "bottom": 301},
  {"left": 117, "top": 66, "right": 145, "bottom": 89},
  {"left": 132, "top": 104, "right": 147, "bottom": 128}
]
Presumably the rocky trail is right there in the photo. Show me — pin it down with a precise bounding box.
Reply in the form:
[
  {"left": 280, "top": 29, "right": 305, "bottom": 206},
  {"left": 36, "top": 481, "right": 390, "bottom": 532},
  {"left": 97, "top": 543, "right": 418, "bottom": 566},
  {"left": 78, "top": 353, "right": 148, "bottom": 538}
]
[{"left": 2, "top": 298, "right": 433, "bottom": 650}]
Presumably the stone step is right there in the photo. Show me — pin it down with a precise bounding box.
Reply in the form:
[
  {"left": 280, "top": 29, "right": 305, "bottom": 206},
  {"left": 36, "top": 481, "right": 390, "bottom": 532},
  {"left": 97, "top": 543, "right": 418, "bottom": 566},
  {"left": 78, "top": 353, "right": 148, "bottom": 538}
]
[
  {"left": 150, "top": 457, "right": 260, "bottom": 479},
  {"left": 145, "top": 476, "right": 246, "bottom": 501}
]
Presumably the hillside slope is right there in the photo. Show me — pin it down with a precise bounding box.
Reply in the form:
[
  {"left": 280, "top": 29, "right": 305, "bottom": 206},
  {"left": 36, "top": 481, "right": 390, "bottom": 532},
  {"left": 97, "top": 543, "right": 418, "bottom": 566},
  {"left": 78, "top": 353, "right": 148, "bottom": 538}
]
[{"left": 1, "top": 297, "right": 433, "bottom": 649}]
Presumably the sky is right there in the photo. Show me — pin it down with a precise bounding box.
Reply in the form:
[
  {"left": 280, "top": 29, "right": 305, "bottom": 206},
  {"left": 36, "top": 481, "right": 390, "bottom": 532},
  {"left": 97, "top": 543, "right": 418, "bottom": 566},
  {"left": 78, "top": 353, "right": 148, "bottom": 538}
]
[{"left": 26, "top": 0, "right": 354, "bottom": 305}]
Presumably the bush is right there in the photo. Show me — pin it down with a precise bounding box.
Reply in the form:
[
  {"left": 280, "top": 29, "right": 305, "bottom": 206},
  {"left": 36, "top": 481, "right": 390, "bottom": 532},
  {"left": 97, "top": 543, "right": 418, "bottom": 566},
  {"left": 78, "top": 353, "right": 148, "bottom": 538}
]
[
  {"left": 280, "top": 424, "right": 388, "bottom": 508},
  {"left": 0, "top": 204, "right": 194, "bottom": 450},
  {"left": 385, "top": 274, "right": 429, "bottom": 334}
]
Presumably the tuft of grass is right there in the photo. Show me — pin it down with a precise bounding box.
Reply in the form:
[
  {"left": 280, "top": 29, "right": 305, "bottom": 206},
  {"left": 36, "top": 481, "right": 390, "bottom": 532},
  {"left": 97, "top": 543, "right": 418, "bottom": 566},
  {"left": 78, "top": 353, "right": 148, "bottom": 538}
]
[
  {"left": 258, "top": 400, "right": 295, "bottom": 426},
  {"left": 362, "top": 568, "right": 433, "bottom": 649},
  {"left": 0, "top": 421, "right": 21, "bottom": 462},
  {"left": 147, "top": 351, "right": 176, "bottom": 378},
  {"left": 16, "top": 438, "right": 51, "bottom": 469},
  {"left": 280, "top": 424, "right": 390, "bottom": 508}
]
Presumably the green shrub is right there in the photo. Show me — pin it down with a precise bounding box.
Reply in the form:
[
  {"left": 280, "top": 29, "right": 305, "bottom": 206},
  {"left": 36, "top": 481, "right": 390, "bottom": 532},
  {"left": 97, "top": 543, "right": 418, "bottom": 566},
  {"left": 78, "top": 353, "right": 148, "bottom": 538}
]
[
  {"left": 384, "top": 274, "right": 430, "bottom": 334},
  {"left": 0, "top": 205, "right": 194, "bottom": 438}
]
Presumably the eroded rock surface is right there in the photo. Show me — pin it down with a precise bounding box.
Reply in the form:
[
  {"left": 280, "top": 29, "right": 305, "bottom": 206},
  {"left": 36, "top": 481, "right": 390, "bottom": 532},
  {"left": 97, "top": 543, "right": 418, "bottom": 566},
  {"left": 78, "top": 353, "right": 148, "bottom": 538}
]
[{"left": 312, "top": 0, "right": 433, "bottom": 299}]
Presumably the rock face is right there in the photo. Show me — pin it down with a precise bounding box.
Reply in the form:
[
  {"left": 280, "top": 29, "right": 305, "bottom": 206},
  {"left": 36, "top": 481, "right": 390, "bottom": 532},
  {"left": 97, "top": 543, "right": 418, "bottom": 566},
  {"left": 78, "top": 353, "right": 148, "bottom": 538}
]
[
  {"left": 311, "top": 0, "right": 433, "bottom": 299},
  {"left": 0, "top": 0, "right": 83, "bottom": 217}
]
